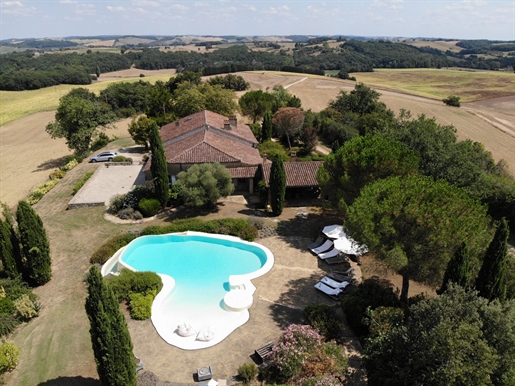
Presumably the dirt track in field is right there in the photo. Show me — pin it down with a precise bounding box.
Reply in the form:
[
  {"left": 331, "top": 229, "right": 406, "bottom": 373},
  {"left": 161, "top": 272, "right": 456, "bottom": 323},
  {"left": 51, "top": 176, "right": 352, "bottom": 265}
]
[{"left": 1, "top": 70, "right": 514, "bottom": 210}]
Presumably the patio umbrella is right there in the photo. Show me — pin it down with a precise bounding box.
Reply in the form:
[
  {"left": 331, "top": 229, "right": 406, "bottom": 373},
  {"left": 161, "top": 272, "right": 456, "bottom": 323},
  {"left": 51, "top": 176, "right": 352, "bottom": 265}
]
[
  {"left": 322, "top": 224, "right": 346, "bottom": 239},
  {"left": 333, "top": 237, "right": 353, "bottom": 253}
]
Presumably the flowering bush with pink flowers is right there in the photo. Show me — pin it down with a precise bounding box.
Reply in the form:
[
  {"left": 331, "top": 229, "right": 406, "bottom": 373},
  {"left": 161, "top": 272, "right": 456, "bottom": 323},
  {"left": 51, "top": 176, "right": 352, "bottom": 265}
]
[{"left": 264, "top": 324, "right": 347, "bottom": 385}]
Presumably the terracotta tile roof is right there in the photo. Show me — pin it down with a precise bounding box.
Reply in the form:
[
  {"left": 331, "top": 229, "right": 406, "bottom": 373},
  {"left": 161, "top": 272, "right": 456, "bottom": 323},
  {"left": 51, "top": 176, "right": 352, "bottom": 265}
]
[
  {"left": 262, "top": 161, "right": 324, "bottom": 187},
  {"left": 229, "top": 166, "right": 259, "bottom": 178},
  {"left": 160, "top": 110, "right": 262, "bottom": 167}
]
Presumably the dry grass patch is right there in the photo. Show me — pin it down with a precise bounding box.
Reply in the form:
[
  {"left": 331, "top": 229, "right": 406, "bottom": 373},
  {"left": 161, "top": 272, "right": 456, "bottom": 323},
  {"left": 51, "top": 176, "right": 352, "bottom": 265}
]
[{"left": 353, "top": 68, "right": 515, "bottom": 102}]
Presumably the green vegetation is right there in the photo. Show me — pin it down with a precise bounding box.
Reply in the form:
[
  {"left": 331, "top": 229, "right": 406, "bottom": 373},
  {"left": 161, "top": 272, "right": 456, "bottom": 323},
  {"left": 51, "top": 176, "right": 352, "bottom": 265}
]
[
  {"left": 237, "top": 363, "right": 258, "bottom": 384},
  {"left": 303, "top": 304, "right": 344, "bottom": 341},
  {"left": 346, "top": 176, "right": 491, "bottom": 302},
  {"left": 0, "top": 278, "right": 39, "bottom": 337},
  {"left": 16, "top": 201, "right": 52, "bottom": 287},
  {"left": 72, "top": 172, "right": 94, "bottom": 195},
  {"left": 207, "top": 74, "right": 250, "bottom": 91},
  {"left": 476, "top": 218, "right": 509, "bottom": 302},
  {"left": 90, "top": 233, "right": 137, "bottom": 265},
  {"left": 0, "top": 210, "right": 21, "bottom": 279},
  {"left": 0, "top": 342, "right": 20, "bottom": 374},
  {"left": 85, "top": 266, "right": 136, "bottom": 386},
  {"left": 272, "top": 107, "right": 305, "bottom": 150},
  {"left": 175, "top": 163, "right": 234, "bottom": 208},
  {"left": 148, "top": 120, "right": 169, "bottom": 208},
  {"left": 262, "top": 324, "right": 347, "bottom": 385},
  {"left": 269, "top": 155, "right": 286, "bottom": 216},
  {"left": 365, "top": 285, "right": 515, "bottom": 386},
  {"left": 443, "top": 95, "right": 461, "bottom": 107},
  {"left": 128, "top": 115, "right": 154, "bottom": 149},
  {"left": 138, "top": 198, "right": 161, "bottom": 217},
  {"left": 438, "top": 242, "right": 471, "bottom": 294}
]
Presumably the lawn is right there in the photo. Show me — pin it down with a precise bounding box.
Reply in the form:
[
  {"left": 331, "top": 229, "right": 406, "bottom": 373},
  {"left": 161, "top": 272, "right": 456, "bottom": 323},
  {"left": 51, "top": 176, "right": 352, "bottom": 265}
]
[
  {"left": 0, "top": 74, "right": 174, "bottom": 126},
  {"left": 352, "top": 68, "right": 515, "bottom": 102}
]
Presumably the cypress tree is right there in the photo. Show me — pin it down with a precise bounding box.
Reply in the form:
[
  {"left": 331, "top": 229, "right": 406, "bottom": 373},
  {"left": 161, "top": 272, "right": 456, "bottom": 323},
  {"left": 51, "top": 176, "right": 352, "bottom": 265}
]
[
  {"left": 261, "top": 111, "right": 273, "bottom": 142},
  {"left": 0, "top": 218, "right": 20, "bottom": 279},
  {"left": 15, "top": 201, "right": 51, "bottom": 286},
  {"left": 85, "top": 266, "right": 136, "bottom": 386},
  {"left": 269, "top": 155, "right": 286, "bottom": 216},
  {"left": 437, "top": 242, "right": 470, "bottom": 295},
  {"left": 476, "top": 218, "right": 509, "bottom": 301},
  {"left": 148, "top": 121, "right": 169, "bottom": 208}
]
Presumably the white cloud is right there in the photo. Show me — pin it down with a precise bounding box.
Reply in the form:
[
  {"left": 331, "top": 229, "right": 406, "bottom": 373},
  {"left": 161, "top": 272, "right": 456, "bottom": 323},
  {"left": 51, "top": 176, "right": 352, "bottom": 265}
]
[
  {"left": 1, "top": 1, "right": 36, "bottom": 16},
  {"left": 76, "top": 3, "right": 95, "bottom": 15},
  {"left": 170, "top": 4, "right": 188, "bottom": 11},
  {"left": 241, "top": 3, "right": 257, "bottom": 12},
  {"left": 59, "top": 0, "right": 77, "bottom": 4},
  {"left": 131, "top": 0, "right": 159, "bottom": 7},
  {"left": 194, "top": 2, "right": 209, "bottom": 8},
  {"left": 106, "top": 5, "right": 126, "bottom": 12}
]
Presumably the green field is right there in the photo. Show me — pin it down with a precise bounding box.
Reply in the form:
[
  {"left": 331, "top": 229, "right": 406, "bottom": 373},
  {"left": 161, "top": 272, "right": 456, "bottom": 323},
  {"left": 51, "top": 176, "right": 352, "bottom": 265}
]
[
  {"left": 0, "top": 75, "right": 174, "bottom": 126},
  {"left": 352, "top": 68, "right": 515, "bottom": 103}
]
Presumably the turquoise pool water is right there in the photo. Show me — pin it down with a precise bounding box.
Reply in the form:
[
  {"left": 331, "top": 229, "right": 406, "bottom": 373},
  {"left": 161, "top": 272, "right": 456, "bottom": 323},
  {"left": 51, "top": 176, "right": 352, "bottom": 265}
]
[{"left": 120, "top": 234, "right": 267, "bottom": 306}]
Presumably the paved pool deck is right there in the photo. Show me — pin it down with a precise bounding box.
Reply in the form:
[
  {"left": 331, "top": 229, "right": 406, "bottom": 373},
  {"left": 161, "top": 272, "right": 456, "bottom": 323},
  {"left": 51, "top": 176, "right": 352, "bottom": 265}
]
[{"left": 128, "top": 235, "right": 365, "bottom": 384}]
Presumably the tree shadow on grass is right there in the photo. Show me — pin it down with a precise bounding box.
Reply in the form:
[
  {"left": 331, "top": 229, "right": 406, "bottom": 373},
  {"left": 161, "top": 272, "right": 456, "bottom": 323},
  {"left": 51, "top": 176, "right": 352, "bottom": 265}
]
[
  {"left": 162, "top": 203, "right": 222, "bottom": 222},
  {"left": 38, "top": 376, "right": 100, "bottom": 386},
  {"left": 33, "top": 155, "right": 70, "bottom": 172}
]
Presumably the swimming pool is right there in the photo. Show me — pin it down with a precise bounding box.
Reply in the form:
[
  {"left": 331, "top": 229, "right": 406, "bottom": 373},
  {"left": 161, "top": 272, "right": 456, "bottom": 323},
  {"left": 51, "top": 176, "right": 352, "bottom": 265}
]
[{"left": 101, "top": 231, "right": 274, "bottom": 350}]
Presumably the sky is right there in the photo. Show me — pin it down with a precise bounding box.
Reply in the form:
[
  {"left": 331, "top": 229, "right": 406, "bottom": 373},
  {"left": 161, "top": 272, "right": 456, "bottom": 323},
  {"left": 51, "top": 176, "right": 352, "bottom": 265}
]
[{"left": 1, "top": 0, "right": 514, "bottom": 41}]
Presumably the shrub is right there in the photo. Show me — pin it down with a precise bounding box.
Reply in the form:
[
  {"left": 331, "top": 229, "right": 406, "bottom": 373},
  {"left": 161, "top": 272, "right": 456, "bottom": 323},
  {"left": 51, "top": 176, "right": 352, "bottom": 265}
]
[
  {"left": 342, "top": 278, "right": 400, "bottom": 337},
  {"left": 118, "top": 207, "right": 135, "bottom": 219},
  {"left": 140, "top": 218, "right": 258, "bottom": 241},
  {"left": 72, "top": 172, "right": 94, "bottom": 195},
  {"left": 138, "top": 198, "right": 161, "bottom": 217},
  {"left": 90, "top": 233, "right": 137, "bottom": 265},
  {"left": 128, "top": 291, "right": 154, "bottom": 320},
  {"left": 13, "top": 294, "right": 39, "bottom": 321},
  {"left": 112, "top": 155, "right": 133, "bottom": 164},
  {"left": 304, "top": 304, "right": 344, "bottom": 341},
  {"left": 27, "top": 179, "right": 60, "bottom": 204},
  {"left": 237, "top": 362, "right": 258, "bottom": 383},
  {"left": 0, "top": 299, "right": 15, "bottom": 315},
  {"left": 258, "top": 141, "right": 289, "bottom": 161},
  {"left": 123, "top": 185, "right": 154, "bottom": 209},
  {"left": 443, "top": 95, "right": 461, "bottom": 107},
  {"left": 0, "top": 341, "right": 19, "bottom": 373},
  {"left": 108, "top": 194, "right": 126, "bottom": 214},
  {"left": 107, "top": 269, "right": 163, "bottom": 303},
  {"left": 0, "top": 278, "right": 36, "bottom": 302},
  {"left": 49, "top": 169, "right": 66, "bottom": 180},
  {"left": 248, "top": 216, "right": 265, "bottom": 230},
  {"left": 0, "top": 315, "right": 19, "bottom": 337},
  {"left": 90, "top": 132, "right": 110, "bottom": 151},
  {"left": 60, "top": 158, "right": 79, "bottom": 172}
]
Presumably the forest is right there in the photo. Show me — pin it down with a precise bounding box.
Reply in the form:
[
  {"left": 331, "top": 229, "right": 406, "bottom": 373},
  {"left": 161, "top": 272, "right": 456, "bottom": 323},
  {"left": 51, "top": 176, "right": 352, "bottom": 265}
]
[{"left": 1, "top": 38, "right": 513, "bottom": 90}]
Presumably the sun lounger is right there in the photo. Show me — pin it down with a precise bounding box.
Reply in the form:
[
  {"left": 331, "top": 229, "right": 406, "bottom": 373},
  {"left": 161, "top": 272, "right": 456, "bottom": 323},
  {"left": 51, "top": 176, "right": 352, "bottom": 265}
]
[
  {"left": 325, "top": 255, "right": 347, "bottom": 265},
  {"left": 307, "top": 235, "right": 325, "bottom": 250},
  {"left": 314, "top": 281, "right": 343, "bottom": 300},
  {"left": 328, "top": 271, "right": 352, "bottom": 282},
  {"left": 318, "top": 247, "right": 341, "bottom": 259},
  {"left": 321, "top": 276, "right": 350, "bottom": 290},
  {"left": 311, "top": 239, "right": 333, "bottom": 255},
  {"left": 333, "top": 267, "right": 355, "bottom": 276}
]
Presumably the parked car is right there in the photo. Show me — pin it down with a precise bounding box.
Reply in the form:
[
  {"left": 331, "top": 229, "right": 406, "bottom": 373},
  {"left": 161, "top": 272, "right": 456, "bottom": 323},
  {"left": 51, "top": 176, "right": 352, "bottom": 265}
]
[{"left": 89, "top": 151, "right": 117, "bottom": 163}]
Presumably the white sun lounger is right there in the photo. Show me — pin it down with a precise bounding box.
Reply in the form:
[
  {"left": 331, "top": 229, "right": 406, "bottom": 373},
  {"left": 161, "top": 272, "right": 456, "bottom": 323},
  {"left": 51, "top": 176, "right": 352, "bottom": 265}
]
[
  {"left": 311, "top": 239, "right": 333, "bottom": 255},
  {"left": 307, "top": 235, "right": 326, "bottom": 250},
  {"left": 318, "top": 247, "right": 341, "bottom": 259},
  {"left": 321, "top": 276, "right": 350, "bottom": 290},
  {"left": 314, "top": 281, "right": 343, "bottom": 299}
]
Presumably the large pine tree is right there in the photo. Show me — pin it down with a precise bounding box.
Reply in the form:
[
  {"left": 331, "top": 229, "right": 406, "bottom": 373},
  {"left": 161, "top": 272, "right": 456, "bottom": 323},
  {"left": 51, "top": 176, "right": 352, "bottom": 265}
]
[
  {"left": 15, "top": 201, "right": 51, "bottom": 286},
  {"left": 85, "top": 266, "right": 136, "bottom": 386},
  {"left": 269, "top": 155, "right": 286, "bottom": 216},
  {"left": 437, "top": 242, "right": 470, "bottom": 294},
  {"left": 476, "top": 218, "right": 509, "bottom": 301},
  {"left": 148, "top": 121, "right": 169, "bottom": 208}
]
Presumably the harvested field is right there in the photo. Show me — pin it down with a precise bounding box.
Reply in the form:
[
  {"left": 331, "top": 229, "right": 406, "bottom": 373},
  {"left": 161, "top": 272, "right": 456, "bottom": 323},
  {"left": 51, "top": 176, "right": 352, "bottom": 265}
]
[{"left": 352, "top": 68, "right": 515, "bottom": 102}]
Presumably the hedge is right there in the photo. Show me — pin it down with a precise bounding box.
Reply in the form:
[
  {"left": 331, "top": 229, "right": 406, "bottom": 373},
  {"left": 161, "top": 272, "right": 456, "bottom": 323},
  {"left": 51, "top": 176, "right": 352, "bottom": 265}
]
[{"left": 90, "top": 233, "right": 137, "bottom": 265}]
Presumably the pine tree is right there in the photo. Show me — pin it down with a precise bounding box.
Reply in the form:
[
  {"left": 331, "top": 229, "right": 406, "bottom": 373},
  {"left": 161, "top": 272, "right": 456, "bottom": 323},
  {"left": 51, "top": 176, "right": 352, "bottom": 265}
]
[
  {"left": 0, "top": 218, "right": 20, "bottom": 279},
  {"left": 269, "top": 155, "right": 286, "bottom": 216},
  {"left": 261, "top": 111, "right": 273, "bottom": 142},
  {"left": 15, "top": 201, "right": 51, "bottom": 286},
  {"left": 437, "top": 242, "right": 470, "bottom": 295},
  {"left": 85, "top": 266, "right": 136, "bottom": 386},
  {"left": 476, "top": 218, "right": 509, "bottom": 301},
  {"left": 148, "top": 121, "right": 169, "bottom": 208}
]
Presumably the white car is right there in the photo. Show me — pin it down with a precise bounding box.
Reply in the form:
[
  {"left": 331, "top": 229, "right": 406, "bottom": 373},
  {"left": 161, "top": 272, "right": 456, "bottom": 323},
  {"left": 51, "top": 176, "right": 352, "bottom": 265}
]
[{"left": 89, "top": 151, "right": 117, "bottom": 163}]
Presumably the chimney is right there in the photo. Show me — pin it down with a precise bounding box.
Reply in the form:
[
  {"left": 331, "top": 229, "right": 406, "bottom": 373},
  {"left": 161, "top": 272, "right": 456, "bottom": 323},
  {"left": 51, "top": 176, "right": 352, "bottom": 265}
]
[
  {"left": 229, "top": 115, "right": 237, "bottom": 127},
  {"left": 223, "top": 120, "right": 231, "bottom": 130},
  {"left": 262, "top": 151, "right": 268, "bottom": 160},
  {"left": 175, "top": 121, "right": 180, "bottom": 127},
  {"left": 290, "top": 151, "right": 297, "bottom": 162}
]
